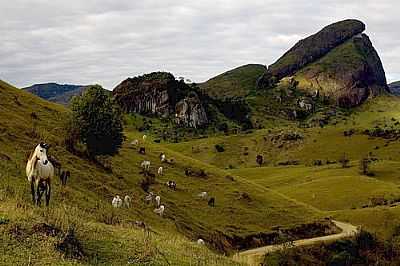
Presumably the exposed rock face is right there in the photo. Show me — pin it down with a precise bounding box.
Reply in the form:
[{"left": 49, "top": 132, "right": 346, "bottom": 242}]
[
  {"left": 175, "top": 92, "right": 208, "bottom": 128},
  {"left": 295, "top": 34, "right": 388, "bottom": 107},
  {"left": 113, "top": 72, "right": 208, "bottom": 128},
  {"left": 265, "top": 19, "right": 366, "bottom": 80},
  {"left": 258, "top": 19, "right": 388, "bottom": 107}
]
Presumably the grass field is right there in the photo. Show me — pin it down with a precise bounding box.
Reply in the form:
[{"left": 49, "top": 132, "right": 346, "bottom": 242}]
[{"left": 0, "top": 80, "right": 331, "bottom": 265}]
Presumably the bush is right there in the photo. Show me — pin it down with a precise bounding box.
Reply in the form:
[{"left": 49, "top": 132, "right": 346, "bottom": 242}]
[
  {"left": 215, "top": 144, "right": 225, "bottom": 152},
  {"left": 67, "top": 85, "right": 124, "bottom": 157}
]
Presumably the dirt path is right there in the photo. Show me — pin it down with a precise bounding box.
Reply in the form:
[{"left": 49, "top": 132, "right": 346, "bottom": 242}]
[{"left": 232, "top": 220, "right": 359, "bottom": 266}]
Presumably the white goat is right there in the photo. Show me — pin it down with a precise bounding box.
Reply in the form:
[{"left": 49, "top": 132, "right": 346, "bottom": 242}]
[
  {"left": 131, "top": 139, "right": 139, "bottom": 146},
  {"left": 154, "top": 205, "right": 165, "bottom": 217},
  {"left": 160, "top": 153, "right": 166, "bottom": 162},
  {"left": 145, "top": 192, "right": 154, "bottom": 204},
  {"left": 141, "top": 160, "right": 151, "bottom": 171},
  {"left": 112, "top": 195, "right": 123, "bottom": 208},
  {"left": 142, "top": 135, "right": 147, "bottom": 141},
  {"left": 197, "top": 239, "right": 205, "bottom": 245},
  {"left": 155, "top": 195, "right": 161, "bottom": 207},
  {"left": 157, "top": 166, "right": 163, "bottom": 176},
  {"left": 198, "top": 192, "right": 208, "bottom": 199},
  {"left": 124, "top": 195, "right": 132, "bottom": 208}
]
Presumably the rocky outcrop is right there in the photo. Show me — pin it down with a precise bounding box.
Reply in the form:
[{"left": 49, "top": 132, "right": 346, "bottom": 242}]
[
  {"left": 113, "top": 72, "right": 208, "bottom": 128},
  {"left": 294, "top": 34, "right": 388, "bottom": 107},
  {"left": 175, "top": 91, "right": 208, "bottom": 128},
  {"left": 258, "top": 19, "right": 388, "bottom": 107},
  {"left": 263, "top": 19, "right": 366, "bottom": 81}
]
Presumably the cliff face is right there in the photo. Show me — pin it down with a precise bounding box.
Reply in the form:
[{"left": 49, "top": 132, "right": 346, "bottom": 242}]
[
  {"left": 113, "top": 72, "right": 208, "bottom": 128},
  {"left": 258, "top": 19, "right": 388, "bottom": 107}
]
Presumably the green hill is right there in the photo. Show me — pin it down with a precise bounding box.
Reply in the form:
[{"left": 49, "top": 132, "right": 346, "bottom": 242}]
[
  {"left": 199, "top": 64, "right": 266, "bottom": 99},
  {"left": 0, "top": 79, "right": 329, "bottom": 265}
]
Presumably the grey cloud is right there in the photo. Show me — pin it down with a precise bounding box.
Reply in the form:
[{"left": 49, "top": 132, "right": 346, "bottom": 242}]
[{"left": 0, "top": 0, "right": 399, "bottom": 90}]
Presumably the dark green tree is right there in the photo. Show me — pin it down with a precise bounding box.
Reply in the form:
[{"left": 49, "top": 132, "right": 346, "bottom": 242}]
[{"left": 68, "top": 85, "right": 124, "bottom": 157}]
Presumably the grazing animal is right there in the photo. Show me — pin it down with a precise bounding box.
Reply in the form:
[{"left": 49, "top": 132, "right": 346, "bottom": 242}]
[
  {"left": 141, "top": 160, "right": 151, "bottom": 171},
  {"left": 112, "top": 195, "right": 123, "bottom": 208},
  {"left": 166, "top": 180, "right": 176, "bottom": 190},
  {"left": 131, "top": 139, "right": 139, "bottom": 146},
  {"left": 157, "top": 166, "right": 163, "bottom": 176},
  {"left": 208, "top": 197, "right": 215, "bottom": 207},
  {"left": 139, "top": 147, "right": 146, "bottom": 155},
  {"left": 60, "top": 170, "right": 70, "bottom": 186},
  {"left": 197, "top": 239, "right": 205, "bottom": 245},
  {"left": 26, "top": 142, "right": 54, "bottom": 206},
  {"left": 142, "top": 135, "right": 147, "bottom": 141},
  {"left": 145, "top": 192, "right": 154, "bottom": 204},
  {"left": 155, "top": 195, "right": 161, "bottom": 207},
  {"left": 256, "top": 155, "right": 263, "bottom": 167},
  {"left": 154, "top": 205, "right": 165, "bottom": 217},
  {"left": 198, "top": 192, "right": 208, "bottom": 199},
  {"left": 124, "top": 195, "right": 132, "bottom": 208},
  {"left": 48, "top": 155, "right": 61, "bottom": 176},
  {"left": 160, "top": 153, "right": 166, "bottom": 162}
]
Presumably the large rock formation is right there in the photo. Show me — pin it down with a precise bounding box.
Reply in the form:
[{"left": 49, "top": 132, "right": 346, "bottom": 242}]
[
  {"left": 113, "top": 72, "right": 208, "bottom": 128},
  {"left": 258, "top": 19, "right": 389, "bottom": 107}
]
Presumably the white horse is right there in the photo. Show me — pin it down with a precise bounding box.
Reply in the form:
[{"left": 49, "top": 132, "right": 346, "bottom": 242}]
[{"left": 26, "top": 143, "right": 54, "bottom": 206}]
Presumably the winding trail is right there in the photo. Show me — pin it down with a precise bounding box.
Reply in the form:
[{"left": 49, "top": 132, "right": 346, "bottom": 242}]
[{"left": 232, "top": 220, "right": 359, "bottom": 266}]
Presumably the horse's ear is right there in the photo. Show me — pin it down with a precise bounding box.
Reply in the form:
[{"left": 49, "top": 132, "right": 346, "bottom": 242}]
[{"left": 39, "top": 142, "right": 45, "bottom": 148}]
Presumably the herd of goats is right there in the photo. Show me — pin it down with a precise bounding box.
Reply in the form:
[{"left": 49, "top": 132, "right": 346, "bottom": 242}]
[{"left": 25, "top": 135, "right": 215, "bottom": 224}]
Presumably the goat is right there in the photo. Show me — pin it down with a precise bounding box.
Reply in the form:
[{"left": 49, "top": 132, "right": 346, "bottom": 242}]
[
  {"left": 157, "top": 166, "right": 163, "bottom": 176},
  {"left": 124, "top": 195, "right": 132, "bottom": 208},
  {"left": 155, "top": 195, "right": 161, "bottom": 207},
  {"left": 112, "top": 195, "right": 123, "bottom": 208},
  {"left": 166, "top": 180, "right": 176, "bottom": 190},
  {"left": 60, "top": 170, "right": 70, "bottom": 186},
  {"left": 154, "top": 205, "right": 165, "bottom": 217}
]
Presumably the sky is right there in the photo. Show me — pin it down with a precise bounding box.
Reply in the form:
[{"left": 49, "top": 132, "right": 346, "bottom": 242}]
[{"left": 1, "top": 0, "right": 399, "bottom": 90}]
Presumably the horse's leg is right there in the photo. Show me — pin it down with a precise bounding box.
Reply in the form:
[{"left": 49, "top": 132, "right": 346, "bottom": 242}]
[
  {"left": 30, "top": 179, "right": 36, "bottom": 204},
  {"left": 45, "top": 180, "right": 51, "bottom": 207},
  {"left": 36, "top": 181, "right": 43, "bottom": 206}
]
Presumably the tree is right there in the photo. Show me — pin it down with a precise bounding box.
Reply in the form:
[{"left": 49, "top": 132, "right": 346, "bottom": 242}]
[{"left": 68, "top": 85, "right": 124, "bottom": 157}]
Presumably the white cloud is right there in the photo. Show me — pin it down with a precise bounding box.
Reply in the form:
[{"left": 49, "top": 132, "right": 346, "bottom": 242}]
[{"left": 0, "top": 0, "right": 399, "bottom": 89}]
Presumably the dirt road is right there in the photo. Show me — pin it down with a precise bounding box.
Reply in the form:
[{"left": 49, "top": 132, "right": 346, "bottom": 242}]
[{"left": 232, "top": 220, "right": 359, "bottom": 265}]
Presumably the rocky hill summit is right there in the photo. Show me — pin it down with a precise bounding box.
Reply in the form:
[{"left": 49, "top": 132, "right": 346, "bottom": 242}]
[
  {"left": 112, "top": 72, "right": 208, "bottom": 128},
  {"left": 258, "top": 19, "right": 389, "bottom": 107}
]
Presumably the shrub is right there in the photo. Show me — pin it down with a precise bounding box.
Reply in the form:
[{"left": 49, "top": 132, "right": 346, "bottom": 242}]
[
  {"left": 67, "top": 85, "right": 124, "bottom": 157},
  {"left": 215, "top": 144, "right": 225, "bottom": 152}
]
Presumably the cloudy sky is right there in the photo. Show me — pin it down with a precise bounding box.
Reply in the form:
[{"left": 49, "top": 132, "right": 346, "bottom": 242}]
[{"left": 1, "top": 0, "right": 399, "bottom": 89}]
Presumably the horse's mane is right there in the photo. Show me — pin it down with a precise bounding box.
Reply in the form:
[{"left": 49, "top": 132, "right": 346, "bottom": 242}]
[{"left": 27, "top": 149, "right": 35, "bottom": 162}]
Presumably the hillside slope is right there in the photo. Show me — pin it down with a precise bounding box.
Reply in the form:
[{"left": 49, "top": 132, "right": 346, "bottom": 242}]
[
  {"left": 199, "top": 64, "right": 266, "bottom": 99},
  {"left": 0, "top": 80, "right": 328, "bottom": 265},
  {"left": 389, "top": 81, "right": 400, "bottom": 95}
]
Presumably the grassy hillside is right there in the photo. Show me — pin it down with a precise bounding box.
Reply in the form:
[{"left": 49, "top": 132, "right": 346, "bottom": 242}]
[
  {"left": 0, "top": 80, "right": 329, "bottom": 265},
  {"left": 199, "top": 64, "right": 266, "bottom": 99},
  {"left": 168, "top": 94, "right": 400, "bottom": 240}
]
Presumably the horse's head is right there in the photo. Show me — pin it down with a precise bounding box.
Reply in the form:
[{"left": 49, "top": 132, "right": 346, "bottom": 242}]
[{"left": 33, "top": 142, "right": 50, "bottom": 165}]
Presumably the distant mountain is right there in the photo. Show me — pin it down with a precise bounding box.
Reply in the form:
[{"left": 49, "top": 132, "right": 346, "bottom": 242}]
[
  {"left": 257, "top": 19, "right": 389, "bottom": 107},
  {"left": 23, "top": 83, "right": 88, "bottom": 105},
  {"left": 389, "top": 81, "right": 400, "bottom": 96}
]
